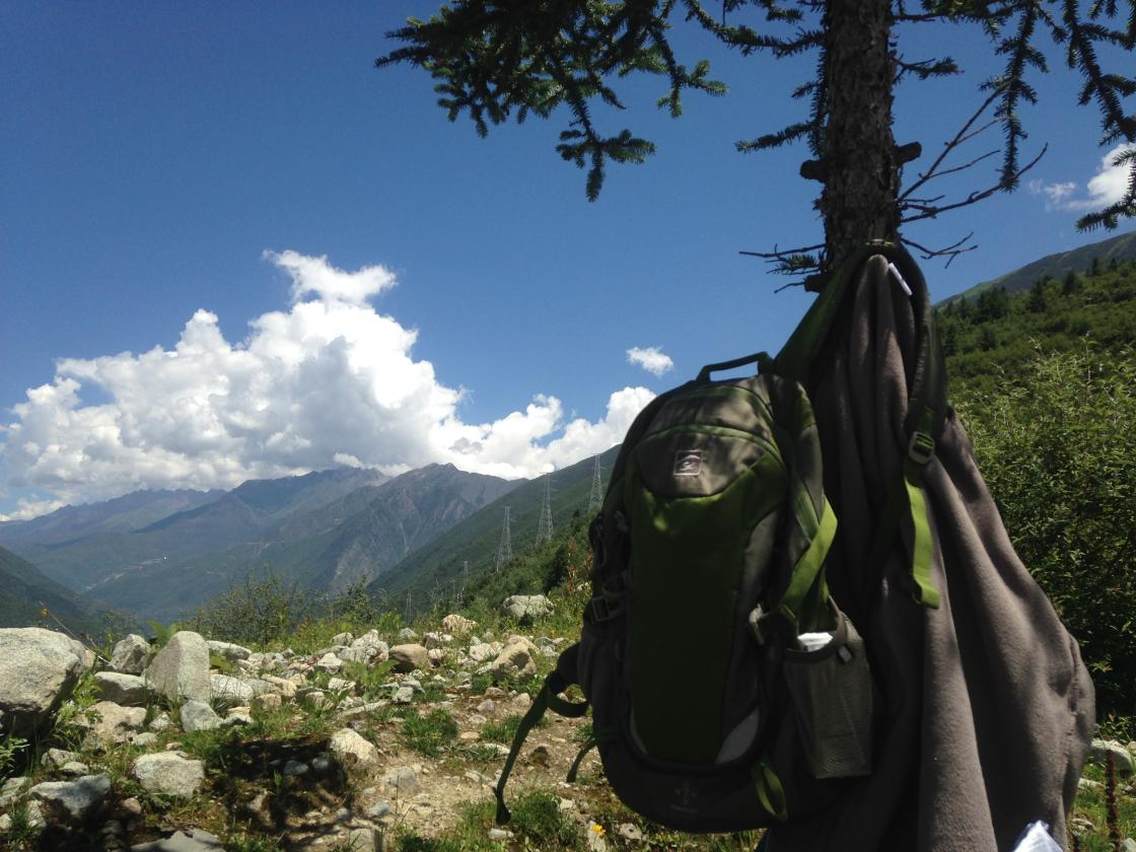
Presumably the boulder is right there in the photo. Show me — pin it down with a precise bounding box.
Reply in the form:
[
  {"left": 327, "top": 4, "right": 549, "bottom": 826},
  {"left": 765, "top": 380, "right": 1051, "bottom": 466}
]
[
  {"left": 0, "top": 627, "right": 92, "bottom": 735},
  {"left": 41, "top": 748, "right": 79, "bottom": 770},
  {"left": 397, "top": 628, "right": 418, "bottom": 642},
  {"left": 132, "top": 752, "right": 205, "bottom": 799},
  {"left": 328, "top": 728, "right": 378, "bottom": 771},
  {"left": 0, "top": 775, "right": 29, "bottom": 808},
  {"left": 28, "top": 774, "right": 110, "bottom": 823},
  {"left": 94, "top": 672, "right": 151, "bottom": 706},
  {"left": 315, "top": 653, "right": 343, "bottom": 673},
  {"left": 468, "top": 642, "right": 498, "bottom": 663},
  {"left": 110, "top": 634, "right": 152, "bottom": 674},
  {"left": 345, "top": 630, "right": 389, "bottom": 663},
  {"left": 389, "top": 644, "right": 430, "bottom": 673},
  {"left": 442, "top": 614, "right": 477, "bottom": 635},
  {"left": 205, "top": 640, "right": 251, "bottom": 661},
  {"left": 144, "top": 632, "right": 211, "bottom": 703},
  {"left": 180, "top": 700, "right": 221, "bottom": 733},
  {"left": 502, "top": 594, "right": 552, "bottom": 623},
  {"left": 84, "top": 701, "right": 146, "bottom": 746}
]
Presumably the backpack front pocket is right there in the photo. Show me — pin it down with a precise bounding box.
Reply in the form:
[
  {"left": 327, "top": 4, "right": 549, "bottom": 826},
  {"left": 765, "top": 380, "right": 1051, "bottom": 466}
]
[{"left": 781, "top": 606, "right": 873, "bottom": 779}]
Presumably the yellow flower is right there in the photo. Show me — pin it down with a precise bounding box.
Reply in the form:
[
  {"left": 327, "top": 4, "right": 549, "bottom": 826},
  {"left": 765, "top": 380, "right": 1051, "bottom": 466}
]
[{"left": 590, "top": 823, "right": 606, "bottom": 837}]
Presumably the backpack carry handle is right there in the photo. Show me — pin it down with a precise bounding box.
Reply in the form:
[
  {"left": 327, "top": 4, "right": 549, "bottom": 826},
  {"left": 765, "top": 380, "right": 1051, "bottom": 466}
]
[{"left": 697, "top": 351, "right": 771, "bottom": 382}]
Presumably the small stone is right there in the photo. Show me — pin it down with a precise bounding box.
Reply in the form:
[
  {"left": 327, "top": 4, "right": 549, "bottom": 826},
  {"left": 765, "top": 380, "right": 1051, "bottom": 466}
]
[
  {"left": 441, "top": 614, "right": 477, "bottom": 635},
  {"left": 85, "top": 701, "right": 147, "bottom": 745},
  {"left": 477, "top": 699, "right": 496, "bottom": 714},
  {"left": 346, "top": 827, "right": 378, "bottom": 850},
  {"left": 329, "top": 728, "right": 379, "bottom": 770},
  {"left": 41, "top": 748, "right": 78, "bottom": 770},
  {"left": 331, "top": 632, "right": 354, "bottom": 646},
  {"left": 254, "top": 692, "right": 282, "bottom": 710},
  {"left": 366, "top": 800, "right": 392, "bottom": 819},
  {"left": 617, "top": 823, "right": 644, "bottom": 841},
  {"left": 488, "top": 827, "right": 513, "bottom": 840},
  {"left": 389, "top": 644, "right": 430, "bottom": 673},
  {"left": 132, "top": 752, "right": 205, "bottom": 800},
  {"left": 128, "top": 828, "right": 224, "bottom": 850},
  {"left": 1078, "top": 776, "right": 1103, "bottom": 792},
  {"left": 315, "top": 653, "right": 343, "bottom": 673},
  {"left": 0, "top": 775, "right": 30, "bottom": 808},
  {"left": 180, "top": 699, "right": 222, "bottom": 732},
  {"left": 283, "top": 759, "right": 309, "bottom": 777},
  {"left": 59, "top": 760, "right": 90, "bottom": 776},
  {"left": 206, "top": 640, "right": 252, "bottom": 661},
  {"left": 393, "top": 686, "right": 414, "bottom": 704},
  {"left": 119, "top": 797, "right": 143, "bottom": 817},
  {"left": 397, "top": 628, "right": 418, "bottom": 642},
  {"left": 1120, "top": 839, "right": 1136, "bottom": 852},
  {"left": 149, "top": 712, "right": 173, "bottom": 732},
  {"left": 485, "top": 687, "right": 507, "bottom": 699},
  {"left": 489, "top": 638, "right": 537, "bottom": 681},
  {"left": 109, "top": 634, "right": 152, "bottom": 675},
  {"left": 29, "top": 773, "right": 111, "bottom": 822},
  {"left": 95, "top": 672, "right": 152, "bottom": 706},
  {"left": 382, "top": 766, "right": 418, "bottom": 795},
  {"left": 209, "top": 674, "right": 254, "bottom": 707},
  {"left": 311, "top": 754, "right": 333, "bottom": 774}
]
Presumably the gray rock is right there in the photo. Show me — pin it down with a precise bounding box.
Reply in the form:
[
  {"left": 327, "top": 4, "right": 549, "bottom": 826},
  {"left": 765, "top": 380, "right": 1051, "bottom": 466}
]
[
  {"left": 501, "top": 594, "right": 552, "bottom": 623},
  {"left": 389, "top": 644, "right": 430, "bottom": 673},
  {"left": 365, "top": 800, "right": 392, "bottom": 819},
  {"left": 1090, "top": 739, "right": 1135, "bottom": 776},
  {"left": 205, "top": 640, "right": 251, "bottom": 661},
  {"left": 0, "top": 627, "right": 92, "bottom": 735},
  {"left": 59, "top": 760, "right": 90, "bottom": 776},
  {"left": 348, "top": 630, "right": 389, "bottom": 661},
  {"left": 282, "top": 759, "right": 309, "bottom": 777},
  {"left": 489, "top": 638, "right": 537, "bottom": 681},
  {"left": 84, "top": 701, "right": 147, "bottom": 746},
  {"left": 132, "top": 752, "right": 205, "bottom": 799},
  {"left": 488, "top": 827, "right": 513, "bottom": 841},
  {"left": 331, "top": 632, "right": 354, "bottom": 646},
  {"left": 95, "top": 672, "right": 151, "bottom": 706},
  {"left": 382, "top": 765, "right": 418, "bottom": 795},
  {"left": 149, "top": 712, "right": 173, "bottom": 732},
  {"left": 397, "top": 628, "right": 418, "bottom": 642},
  {"left": 110, "top": 635, "right": 151, "bottom": 675},
  {"left": 209, "top": 674, "right": 253, "bottom": 707},
  {"left": 468, "top": 642, "right": 497, "bottom": 663},
  {"left": 329, "top": 728, "right": 378, "bottom": 770},
  {"left": 129, "top": 828, "right": 224, "bottom": 850},
  {"left": 392, "top": 685, "right": 414, "bottom": 705},
  {"left": 315, "top": 652, "right": 344, "bottom": 672},
  {"left": 0, "top": 775, "right": 30, "bottom": 808},
  {"left": 441, "top": 614, "right": 477, "bottom": 635},
  {"left": 1120, "top": 839, "right": 1136, "bottom": 852},
  {"left": 41, "top": 748, "right": 79, "bottom": 770},
  {"left": 180, "top": 699, "right": 221, "bottom": 733},
  {"left": 29, "top": 773, "right": 111, "bottom": 822},
  {"left": 131, "top": 731, "right": 159, "bottom": 748},
  {"left": 144, "top": 632, "right": 211, "bottom": 703},
  {"left": 346, "top": 827, "right": 380, "bottom": 850}
]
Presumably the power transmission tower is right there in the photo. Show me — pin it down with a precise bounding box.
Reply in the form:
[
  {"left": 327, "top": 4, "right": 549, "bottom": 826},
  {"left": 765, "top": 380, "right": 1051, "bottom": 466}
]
[
  {"left": 588, "top": 455, "right": 605, "bottom": 512},
  {"left": 536, "top": 477, "right": 554, "bottom": 544},
  {"left": 457, "top": 560, "right": 469, "bottom": 605},
  {"left": 495, "top": 506, "right": 513, "bottom": 573},
  {"left": 404, "top": 590, "right": 413, "bottom": 623}
]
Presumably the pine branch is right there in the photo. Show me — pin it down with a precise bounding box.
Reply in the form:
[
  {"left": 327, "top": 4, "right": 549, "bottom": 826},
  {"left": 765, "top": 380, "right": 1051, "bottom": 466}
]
[{"left": 901, "top": 143, "right": 1046, "bottom": 222}]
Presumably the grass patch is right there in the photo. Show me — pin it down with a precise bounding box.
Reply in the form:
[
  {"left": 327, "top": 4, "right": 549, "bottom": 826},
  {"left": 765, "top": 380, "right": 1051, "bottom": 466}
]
[
  {"left": 340, "top": 659, "right": 396, "bottom": 700},
  {"left": 400, "top": 708, "right": 458, "bottom": 757},
  {"left": 509, "top": 789, "right": 582, "bottom": 848}
]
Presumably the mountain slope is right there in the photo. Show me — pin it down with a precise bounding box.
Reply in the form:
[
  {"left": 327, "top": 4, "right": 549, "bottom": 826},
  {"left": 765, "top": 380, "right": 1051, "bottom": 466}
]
[
  {"left": 0, "top": 545, "right": 119, "bottom": 635},
  {"left": 370, "top": 445, "right": 619, "bottom": 612},
  {"left": 0, "top": 489, "right": 222, "bottom": 549},
  {"left": 91, "top": 464, "right": 516, "bottom": 621},
  {"left": 3, "top": 467, "right": 388, "bottom": 592},
  {"left": 946, "top": 229, "right": 1136, "bottom": 303}
]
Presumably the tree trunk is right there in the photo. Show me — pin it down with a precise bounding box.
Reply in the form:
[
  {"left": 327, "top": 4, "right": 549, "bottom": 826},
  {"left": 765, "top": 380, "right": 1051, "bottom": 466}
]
[{"left": 814, "top": 0, "right": 898, "bottom": 289}]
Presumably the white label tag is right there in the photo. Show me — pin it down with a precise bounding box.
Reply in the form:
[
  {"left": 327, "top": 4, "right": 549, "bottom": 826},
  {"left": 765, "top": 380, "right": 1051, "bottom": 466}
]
[{"left": 673, "top": 450, "right": 703, "bottom": 477}]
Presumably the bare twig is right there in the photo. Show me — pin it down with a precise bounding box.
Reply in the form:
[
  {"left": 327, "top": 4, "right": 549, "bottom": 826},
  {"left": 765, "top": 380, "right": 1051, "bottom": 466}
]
[
  {"left": 902, "top": 144, "right": 1046, "bottom": 223},
  {"left": 901, "top": 232, "right": 978, "bottom": 267},
  {"left": 900, "top": 87, "right": 1004, "bottom": 201}
]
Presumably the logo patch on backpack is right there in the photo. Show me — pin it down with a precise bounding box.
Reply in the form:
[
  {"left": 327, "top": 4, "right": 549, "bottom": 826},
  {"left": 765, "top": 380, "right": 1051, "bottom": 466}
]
[{"left": 673, "top": 449, "right": 703, "bottom": 477}]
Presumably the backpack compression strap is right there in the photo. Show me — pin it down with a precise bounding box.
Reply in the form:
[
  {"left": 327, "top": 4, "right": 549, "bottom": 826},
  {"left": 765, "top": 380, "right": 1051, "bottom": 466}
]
[
  {"left": 495, "top": 644, "right": 589, "bottom": 824},
  {"left": 774, "top": 242, "right": 946, "bottom": 609}
]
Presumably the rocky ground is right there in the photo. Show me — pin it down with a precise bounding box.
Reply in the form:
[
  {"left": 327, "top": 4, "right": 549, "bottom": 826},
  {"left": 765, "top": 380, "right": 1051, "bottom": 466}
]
[{"left": 0, "top": 597, "right": 1133, "bottom": 850}]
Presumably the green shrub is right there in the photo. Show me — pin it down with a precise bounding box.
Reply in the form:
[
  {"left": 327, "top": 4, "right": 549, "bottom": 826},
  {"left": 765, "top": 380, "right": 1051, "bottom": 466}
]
[
  {"left": 400, "top": 708, "right": 458, "bottom": 757},
  {"left": 957, "top": 346, "right": 1136, "bottom": 714}
]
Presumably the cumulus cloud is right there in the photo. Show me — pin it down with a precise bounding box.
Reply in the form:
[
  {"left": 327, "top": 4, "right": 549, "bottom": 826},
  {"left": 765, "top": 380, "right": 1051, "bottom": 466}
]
[
  {"left": 627, "top": 346, "right": 674, "bottom": 377},
  {"left": 1030, "top": 144, "right": 1135, "bottom": 212},
  {"left": 0, "top": 498, "right": 68, "bottom": 523},
  {"left": 2, "top": 252, "right": 653, "bottom": 512}
]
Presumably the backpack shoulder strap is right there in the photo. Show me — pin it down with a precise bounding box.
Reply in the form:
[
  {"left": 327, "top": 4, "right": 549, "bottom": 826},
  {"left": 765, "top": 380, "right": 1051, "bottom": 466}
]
[{"left": 494, "top": 644, "right": 588, "bottom": 824}]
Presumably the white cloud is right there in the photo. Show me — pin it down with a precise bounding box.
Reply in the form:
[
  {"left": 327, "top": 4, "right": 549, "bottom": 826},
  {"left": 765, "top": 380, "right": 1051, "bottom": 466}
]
[
  {"left": 1031, "top": 145, "right": 1135, "bottom": 212},
  {"left": 627, "top": 346, "right": 674, "bottom": 377},
  {"left": 1, "top": 252, "right": 654, "bottom": 512},
  {"left": 0, "top": 498, "right": 68, "bottom": 523}
]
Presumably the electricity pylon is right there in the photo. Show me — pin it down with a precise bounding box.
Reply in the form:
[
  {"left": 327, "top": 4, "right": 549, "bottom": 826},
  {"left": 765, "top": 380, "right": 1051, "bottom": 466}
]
[
  {"left": 404, "top": 590, "right": 413, "bottom": 623},
  {"left": 588, "top": 455, "right": 604, "bottom": 512},
  {"left": 495, "top": 506, "right": 513, "bottom": 573},
  {"left": 536, "top": 477, "right": 554, "bottom": 544}
]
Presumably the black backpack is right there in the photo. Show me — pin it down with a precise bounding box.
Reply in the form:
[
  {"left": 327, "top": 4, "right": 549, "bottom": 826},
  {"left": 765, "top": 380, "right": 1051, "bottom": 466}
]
[{"left": 495, "top": 243, "right": 946, "bottom": 832}]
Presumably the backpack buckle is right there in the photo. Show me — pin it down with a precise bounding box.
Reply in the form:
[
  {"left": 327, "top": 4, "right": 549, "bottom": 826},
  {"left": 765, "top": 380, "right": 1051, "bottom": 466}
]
[
  {"left": 748, "top": 605, "right": 775, "bottom": 645},
  {"left": 586, "top": 593, "right": 623, "bottom": 623},
  {"left": 907, "top": 430, "right": 935, "bottom": 466}
]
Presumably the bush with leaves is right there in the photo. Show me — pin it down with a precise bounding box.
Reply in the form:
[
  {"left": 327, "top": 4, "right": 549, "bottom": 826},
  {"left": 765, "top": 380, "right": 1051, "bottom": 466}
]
[{"left": 956, "top": 346, "right": 1136, "bottom": 714}]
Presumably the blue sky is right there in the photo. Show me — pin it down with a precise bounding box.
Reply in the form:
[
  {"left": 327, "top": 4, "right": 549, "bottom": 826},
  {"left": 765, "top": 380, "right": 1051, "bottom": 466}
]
[{"left": 1, "top": 2, "right": 1131, "bottom": 518}]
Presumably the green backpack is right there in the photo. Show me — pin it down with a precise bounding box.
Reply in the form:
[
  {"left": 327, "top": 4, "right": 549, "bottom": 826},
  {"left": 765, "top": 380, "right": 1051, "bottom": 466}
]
[{"left": 495, "top": 244, "right": 945, "bottom": 832}]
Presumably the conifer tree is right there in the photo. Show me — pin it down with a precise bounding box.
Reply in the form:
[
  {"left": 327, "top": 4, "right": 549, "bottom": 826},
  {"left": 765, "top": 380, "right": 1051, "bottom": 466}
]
[{"left": 378, "top": 1, "right": 1135, "bottom": 289}]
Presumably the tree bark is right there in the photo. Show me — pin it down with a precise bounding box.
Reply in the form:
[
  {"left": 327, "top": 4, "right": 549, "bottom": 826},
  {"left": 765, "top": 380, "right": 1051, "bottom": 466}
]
[{"left": 814, "top": 0, "right": 898, "bottom": 289}]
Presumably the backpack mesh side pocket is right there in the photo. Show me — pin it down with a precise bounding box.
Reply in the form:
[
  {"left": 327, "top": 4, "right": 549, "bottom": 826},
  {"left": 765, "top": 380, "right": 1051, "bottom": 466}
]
[{"left": 781, "top": 606, "right": 873, "bottom": 779}]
